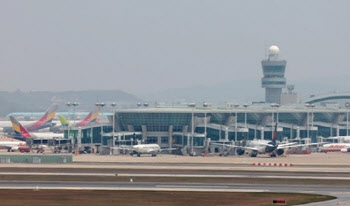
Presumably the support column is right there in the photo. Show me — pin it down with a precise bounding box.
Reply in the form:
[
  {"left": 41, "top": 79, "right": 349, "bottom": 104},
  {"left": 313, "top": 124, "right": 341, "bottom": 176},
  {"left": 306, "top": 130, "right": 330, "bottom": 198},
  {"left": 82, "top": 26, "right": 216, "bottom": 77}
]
[
  {"left": 296, "top": 127, "right": 300, "bottom": 138},
  {"left": 141, "top": 125, "right": 147, "bottom": 143},
  {"left": 336, "top": 126, "right": 340, "bottom": 137},
  {"left": 168, "top": 125, "right": 173, "bottom": 152},
  {"left": 77, "top": 127, "right": 82, "bottom": 154},
  {"left": 157, "top": 136, "right": 161, "bottom": 146}
]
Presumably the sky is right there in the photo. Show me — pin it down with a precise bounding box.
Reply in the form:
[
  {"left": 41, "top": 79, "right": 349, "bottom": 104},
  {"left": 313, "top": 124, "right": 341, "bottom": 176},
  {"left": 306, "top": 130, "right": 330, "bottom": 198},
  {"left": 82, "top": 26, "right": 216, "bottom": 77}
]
[{"left": 0, "top": 0, "right": 349, "bottom": 100}]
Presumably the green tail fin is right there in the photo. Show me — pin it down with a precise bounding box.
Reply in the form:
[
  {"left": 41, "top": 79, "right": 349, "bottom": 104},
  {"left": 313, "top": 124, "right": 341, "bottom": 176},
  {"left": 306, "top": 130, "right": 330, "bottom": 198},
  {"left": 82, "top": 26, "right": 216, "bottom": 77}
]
[{"left": 58, "top": 115, "right": 69, "bottom": 127}]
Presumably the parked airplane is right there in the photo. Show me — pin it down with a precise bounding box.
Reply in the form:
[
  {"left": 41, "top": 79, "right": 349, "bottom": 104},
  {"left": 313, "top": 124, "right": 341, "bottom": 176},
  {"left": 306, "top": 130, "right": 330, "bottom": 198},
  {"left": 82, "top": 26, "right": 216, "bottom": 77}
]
[
  {"left": 320, "top": 143, "right": 350, "bottom": 153},
  {"left": 58, "top": 107, "right": 100, "bottom": 128},
  {"left": 123, "top": 144, "right": 176, "bottom": 157},
  {"left": 212, "top": 124, "right": 314, "bottom": 157},
  {"left": 128, "top": 144, "right": 161, "bottom": 157},
  {"left": 0, "top": 138, "right": 30, "bottom": 153},
  {"left": 0, "top": 104, "right": 59, "bottom": 133},
  {"left": 10, "top": 116, "right": 63, "bottom": 140}
]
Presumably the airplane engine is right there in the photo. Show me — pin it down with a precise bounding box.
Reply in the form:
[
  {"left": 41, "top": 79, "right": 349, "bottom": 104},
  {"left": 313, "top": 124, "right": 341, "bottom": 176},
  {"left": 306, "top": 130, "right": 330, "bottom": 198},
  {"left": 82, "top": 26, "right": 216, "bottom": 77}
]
[
  {"left": 236, "top": 148, "right": 245, "bottom": 156},
  {"left": 276, "top": 149, "right": 284, "bottom": 156},
  {"left": 341, "top": 148, "right": 350, "bottom": 153}
]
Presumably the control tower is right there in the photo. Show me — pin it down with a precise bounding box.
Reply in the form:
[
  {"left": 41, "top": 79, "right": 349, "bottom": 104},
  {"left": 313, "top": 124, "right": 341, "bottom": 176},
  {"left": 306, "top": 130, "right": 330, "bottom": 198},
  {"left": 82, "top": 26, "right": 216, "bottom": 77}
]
[{"left": 261, "top": 45, "right": 287, "bottom": 104}]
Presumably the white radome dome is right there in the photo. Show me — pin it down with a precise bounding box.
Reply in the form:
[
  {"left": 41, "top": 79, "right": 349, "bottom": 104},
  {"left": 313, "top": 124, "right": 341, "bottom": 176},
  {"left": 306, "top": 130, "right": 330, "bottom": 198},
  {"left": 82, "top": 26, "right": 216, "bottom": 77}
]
[{"left": 268, "top": 45, "right": 280, "bottom": 55}]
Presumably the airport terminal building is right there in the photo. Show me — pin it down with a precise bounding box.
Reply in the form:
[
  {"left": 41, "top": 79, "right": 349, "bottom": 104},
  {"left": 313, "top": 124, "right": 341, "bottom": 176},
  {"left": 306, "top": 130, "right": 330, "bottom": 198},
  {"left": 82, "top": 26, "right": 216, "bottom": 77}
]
[{"left": 66, "top": 100, "right": 350, "bottom": 155}]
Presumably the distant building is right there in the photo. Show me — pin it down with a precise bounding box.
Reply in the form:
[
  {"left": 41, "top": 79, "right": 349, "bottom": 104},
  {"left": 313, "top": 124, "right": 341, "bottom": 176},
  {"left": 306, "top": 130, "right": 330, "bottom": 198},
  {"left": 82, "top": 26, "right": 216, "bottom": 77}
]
[
  {"left": 281, "top": 85, "right": 301, "bottom": 105},
  {"left": 261, "top": 45, "right": 287, "bottom": 104}
]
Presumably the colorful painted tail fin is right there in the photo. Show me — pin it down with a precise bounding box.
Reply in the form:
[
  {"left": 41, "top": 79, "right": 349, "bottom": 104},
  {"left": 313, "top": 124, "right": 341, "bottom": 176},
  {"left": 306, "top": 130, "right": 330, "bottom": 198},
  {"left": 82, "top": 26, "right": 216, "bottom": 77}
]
[
  {"left": 9, "top": 116, "right": 31, "bottom": 138},
  {"left": 58, "top": 115, "right": 69, "bottom": 127},
  {"left": 272, "top": 123, "right": 278, "bottom": 142},
  {"left": 26, "top": 104, "right": 59, "bottom": 132},
  {"left": 76, "top": 107, "right": 100, "bottom": 127}
]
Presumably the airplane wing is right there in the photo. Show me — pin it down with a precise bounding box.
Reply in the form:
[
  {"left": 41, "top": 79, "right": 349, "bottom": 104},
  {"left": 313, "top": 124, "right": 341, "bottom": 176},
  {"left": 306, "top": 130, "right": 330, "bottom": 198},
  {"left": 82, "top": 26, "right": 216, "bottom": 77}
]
[
  {"left": 112, "top": 146, "right": 133, "bottom": 151},
  {"left": 277, "top": 142, "right": 321, "bottom": 149},
  {"left": 160, "top": 148, "right": 178, "bottom": 151},
  {"left": 210, "top": 143, "right": 259, "bottom": 152}
]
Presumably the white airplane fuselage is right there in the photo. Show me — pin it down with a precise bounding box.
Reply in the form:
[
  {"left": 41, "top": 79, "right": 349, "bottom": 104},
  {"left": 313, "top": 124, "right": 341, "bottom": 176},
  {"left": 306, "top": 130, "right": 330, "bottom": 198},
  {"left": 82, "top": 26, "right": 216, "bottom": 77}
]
[
  {"left": 131, "top": 144, "right": 161, "bottom": 155},
  {"left": 246, "top": 140, "right": 273, "bottom": 154},
  {"left": 30, "top": 132, "right": 64, "bottom": 139},
  {"left": 320, "top": 143, "right": 350, "bottom": 153}
]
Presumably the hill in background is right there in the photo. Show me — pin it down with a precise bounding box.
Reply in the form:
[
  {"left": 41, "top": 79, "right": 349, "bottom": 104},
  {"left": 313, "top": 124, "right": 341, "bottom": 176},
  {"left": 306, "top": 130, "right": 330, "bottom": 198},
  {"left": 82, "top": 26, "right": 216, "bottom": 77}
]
[{"left": 0, "top": 90, "right": 141, "bottom": 117}]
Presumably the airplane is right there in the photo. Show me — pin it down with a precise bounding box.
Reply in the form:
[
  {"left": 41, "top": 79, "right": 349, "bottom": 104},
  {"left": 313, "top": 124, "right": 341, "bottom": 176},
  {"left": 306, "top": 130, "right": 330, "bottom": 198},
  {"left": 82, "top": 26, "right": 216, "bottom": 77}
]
[
  {"left": 10, "top": 116, "right": 64, "bottom": 140},
  {"left": 212, "top": 123, "right": 315, "bottom": 157},
  {"left": 320, "top": 143, "right": 350, "bottom": 153},
  {"left": 0, "top": 138, "right": 30, "bottom": 153},
  {"left": 0, "top": 104, "right": 59, "bottom": 133},
  {"left": 58, "top": 106, "right": 100, "bottom": 128},
  {"left": 119, "top": 143, "right": 175, "bottom": 157}
]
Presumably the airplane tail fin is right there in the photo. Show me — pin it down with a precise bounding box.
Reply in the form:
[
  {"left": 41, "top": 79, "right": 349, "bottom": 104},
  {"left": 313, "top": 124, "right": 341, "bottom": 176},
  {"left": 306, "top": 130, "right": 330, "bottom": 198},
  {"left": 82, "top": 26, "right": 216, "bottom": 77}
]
[
  {"left": 27, "top": 104, "right": 59, "bottom": 132},
  {"left": 39, "top": 104, "right": 59, "bottom": 123},
  {"left": 272, "top": 123, "right": 278, "bottom": 142},
  {"left": 58, "top": 115, "right": 69, "bottom": 127},
  {"left": 76, "top": 107, "right": 100, "bottom": 127},
  {"left": 9, "top": 116, "right": 31, "bottom": 138}
]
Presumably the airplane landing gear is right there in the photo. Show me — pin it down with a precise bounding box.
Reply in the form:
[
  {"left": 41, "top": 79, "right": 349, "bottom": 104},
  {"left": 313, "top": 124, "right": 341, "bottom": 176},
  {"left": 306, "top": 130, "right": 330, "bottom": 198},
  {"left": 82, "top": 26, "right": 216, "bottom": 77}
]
[{"left": 250, "top": 151, "right": 258, "bottom": 157}]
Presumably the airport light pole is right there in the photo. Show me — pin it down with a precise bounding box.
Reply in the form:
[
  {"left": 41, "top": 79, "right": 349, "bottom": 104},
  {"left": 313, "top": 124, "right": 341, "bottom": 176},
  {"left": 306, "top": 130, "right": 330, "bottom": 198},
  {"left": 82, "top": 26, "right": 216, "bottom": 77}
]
[
  {"left": 203, "top": 102, "right": 209, "bottom": 144},
  {"left": 234, "top": 104, "right": 239, "bottom": 143},
  {"left": 111, "top": 102, "right": 117, "bottom": 148},
  {"left": 243, "top": 104, "right": 248, "bottom": 129},
  {"left": 311, "top": 104, "right": 315, "bottom": 127},
  {"left": 96, "top": 102, "right": 105, "bottom": 148},
  {"left": 243, "top": 104, "right": 248, "bottom": 140},
  {"left": 188, "top": 103, "right": 196, "bottom": 155},
  {"left": 270, "top": 103, "right": 279, "bottom": 139},
  {"left": 66, "top": 102, "right": 71, "bottom": 139},
  {"left": 72, "top": 102, "right": 79, "bottom": 125},
  {"left": 305, "top": 103, "right": 311, "bottom": 139},
  {"left": 346, "top": 103, "right": 350, "bottom": 136}
]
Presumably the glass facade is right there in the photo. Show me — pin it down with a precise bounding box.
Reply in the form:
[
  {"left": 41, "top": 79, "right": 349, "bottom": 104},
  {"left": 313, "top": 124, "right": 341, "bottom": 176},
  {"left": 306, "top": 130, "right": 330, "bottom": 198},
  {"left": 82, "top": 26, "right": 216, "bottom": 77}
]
[
  {"left": 64, "top": 125, "right": 113, "bottom": 145},
  {"left": 117, "top": 113, "right": 191, "bottom": 132}
]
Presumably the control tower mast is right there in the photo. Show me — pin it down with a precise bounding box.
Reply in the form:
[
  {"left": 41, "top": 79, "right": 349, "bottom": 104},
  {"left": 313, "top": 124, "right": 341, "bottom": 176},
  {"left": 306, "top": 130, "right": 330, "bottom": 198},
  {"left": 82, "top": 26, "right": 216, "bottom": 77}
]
[{"left": 261, "top": 45, "right": 287, "bottom": 104}]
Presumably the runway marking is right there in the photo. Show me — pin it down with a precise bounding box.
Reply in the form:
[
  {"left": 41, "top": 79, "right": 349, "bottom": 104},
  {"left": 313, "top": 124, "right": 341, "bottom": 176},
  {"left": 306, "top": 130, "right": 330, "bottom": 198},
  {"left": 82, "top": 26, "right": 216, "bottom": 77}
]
[
  {"left": 116, "top": 173, "right": 350, "bottom": 180},
  {"left": 0, "top": 186, "right": 269, "bottom": 192},
  {"left": 156, "top": 185, "right": 229, "bottom": 188},
  {"left": 0, "top": 172, "right": 115, "bottom": 176},
  {"left": 0, "top": 172, "right": 349, "bottom": 181}
]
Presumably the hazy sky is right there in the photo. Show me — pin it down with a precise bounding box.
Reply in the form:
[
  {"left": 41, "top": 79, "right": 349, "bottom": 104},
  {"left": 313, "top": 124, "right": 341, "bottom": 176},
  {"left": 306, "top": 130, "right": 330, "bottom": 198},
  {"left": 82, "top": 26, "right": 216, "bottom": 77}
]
[{"left": 1, "top": 0, "right": 349, "bottom": 96}]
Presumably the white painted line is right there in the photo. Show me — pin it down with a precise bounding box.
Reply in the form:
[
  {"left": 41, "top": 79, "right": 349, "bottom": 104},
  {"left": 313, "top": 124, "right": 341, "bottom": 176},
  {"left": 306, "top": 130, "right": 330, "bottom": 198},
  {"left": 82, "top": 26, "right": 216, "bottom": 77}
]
[
  {"left": 0, "top": 186, "right": 269, "bottom": 192},
  {"left": 116, "top": 173, "right": 350, "bottom": 180},
  {"left": 0, "top": 172, "right": 115, "bottom": 176},
  {"left": 156, "top": 185, "right": 229, "bottom": 188}
]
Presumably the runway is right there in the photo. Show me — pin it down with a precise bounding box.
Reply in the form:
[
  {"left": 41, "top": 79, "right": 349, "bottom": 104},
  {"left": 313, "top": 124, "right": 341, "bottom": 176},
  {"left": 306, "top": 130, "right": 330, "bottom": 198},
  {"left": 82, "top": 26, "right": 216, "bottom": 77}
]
[
  {"left": 2, "top": 171, "right": 350, "bottom": 181},
  {"left": 1, "top": 153, "right": 350, "bottom": 205},
  {"left": 0, "top": 181, "right": 347, "bottom": 205}
]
